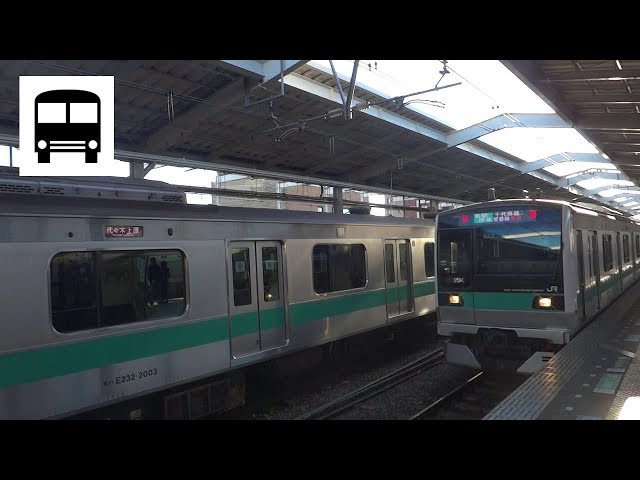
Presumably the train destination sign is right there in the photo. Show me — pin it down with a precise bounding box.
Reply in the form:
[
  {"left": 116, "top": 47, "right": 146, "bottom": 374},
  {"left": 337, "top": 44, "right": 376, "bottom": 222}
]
[
  {"left": 459, "top": 209, "right": 537, "bottom": 226},
  {"left": 105, "top": 225, "right": 143, "bottom": 238}
]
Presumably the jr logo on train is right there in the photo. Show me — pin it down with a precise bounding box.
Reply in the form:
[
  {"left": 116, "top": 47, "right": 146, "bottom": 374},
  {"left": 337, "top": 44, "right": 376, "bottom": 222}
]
[{"left": 34, "top": 90, "right": 101, "bottom": 163}]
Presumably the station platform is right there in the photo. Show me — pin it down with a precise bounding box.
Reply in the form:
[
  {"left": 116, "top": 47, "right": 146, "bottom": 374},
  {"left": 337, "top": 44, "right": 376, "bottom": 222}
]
[{"left": 484, "top": 280, "right": 640, "bottom": 420}]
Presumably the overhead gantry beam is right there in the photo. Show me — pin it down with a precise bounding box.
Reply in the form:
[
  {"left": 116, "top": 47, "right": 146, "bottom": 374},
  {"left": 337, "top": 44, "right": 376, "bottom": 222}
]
[
  {"left": 564, "top": 171, "right": 625, "bottom": 187},
  {"left": 519, "top": 153, "right": 609, "bottom": 174},
  {"left": 445, "top": 113, "right": 568, "bottom": 149},
  {"left": 586, "top": 184, "right": 638, "bottom": 196},
  {"left": 598, "top": 189, "right": 640, "bottom": 197}
]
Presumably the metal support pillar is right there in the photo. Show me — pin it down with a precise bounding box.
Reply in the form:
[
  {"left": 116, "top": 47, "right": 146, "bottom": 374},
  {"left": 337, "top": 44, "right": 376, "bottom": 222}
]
[
  {"left": 333, "top": 187, "right": 343, "bottom": 214},
  {"left": 130, "top": 162, "right": 146, "bottom": 179}
]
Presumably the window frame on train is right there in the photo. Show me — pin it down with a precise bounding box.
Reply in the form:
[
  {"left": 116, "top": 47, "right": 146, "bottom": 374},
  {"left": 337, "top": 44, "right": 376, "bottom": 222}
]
[
  {"left": 424, "top": 241, "right": 435, "bottom": 278},
  {"left": 312, "top": 243, "right": 367, "bottom": 294},
  {"left": 602, "top": 234, "right": 614, "bottom": 272},
  {"left": 623, "top": 233, "right": 631, "bottom": 264},
  {"left": 50, "top": 249, "right": 187, "bottom": 333}
]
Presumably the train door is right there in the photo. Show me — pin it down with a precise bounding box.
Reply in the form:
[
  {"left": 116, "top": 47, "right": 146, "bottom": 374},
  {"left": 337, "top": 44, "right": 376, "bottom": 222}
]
[
  {"left": 228, "top": 241, "right": 286, "bottom": 358},
  {"left": 616, "top": 232, "right": 623, "bottom": 291},
  {"left": 587, "top": 231, "right": 601, "bottom": 312},
  {"left": 576, "top": 230, "right": 587, "bottom": 321},
  {"left": 383, "top": 239, "right": 414, "bottom": 319}
]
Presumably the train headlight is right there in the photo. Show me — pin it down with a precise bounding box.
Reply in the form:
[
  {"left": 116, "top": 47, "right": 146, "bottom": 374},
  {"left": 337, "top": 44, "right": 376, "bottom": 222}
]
[
  {"left": 537, "top": 297, "right": 552, "bottom": 308},
  {"left": 449, "top": 294, "right": 463, "bottom": 305},
  {"left": 88, "top": 140, "right": 98, "bottom": 150},
  {"left": 37, "top": 140, "right": 47, "bottom": 149},
  {"left": 532, "top": 295, "right": 564, "bottom": 310}
]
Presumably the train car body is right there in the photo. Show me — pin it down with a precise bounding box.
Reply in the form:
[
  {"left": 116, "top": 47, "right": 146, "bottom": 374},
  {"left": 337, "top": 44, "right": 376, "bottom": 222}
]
[
  {"left": 0, "top": 176, "right": 435, "bottom": 419},
  {"left": 436, "top": 198, "right": 640, "bottom": 374}
]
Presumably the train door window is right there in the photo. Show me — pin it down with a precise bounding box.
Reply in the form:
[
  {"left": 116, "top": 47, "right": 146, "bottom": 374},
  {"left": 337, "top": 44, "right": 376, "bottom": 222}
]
[
  {"left": 399, "top": 243, "right": 409, "bottom": 282},
  {"left": 587, "top": 236, "right": 592, "bottom": 278},
  {"left": 602, "top": 234, "right": 613, "bottom": 272},
  {"left": 232, "top": 248, "right": 252, "bottom": 306},
  {"left": 51, "top": 252, "right": 98, "bottom": 333},
  {"left": 261, "top": 247, "right": 280, "bottom": 302},
  {"left": 636, "top": 235, "right": 640, "bottom": 259},
  {"left": 424, "top": 242, "right": 435, "bottom": 278},
  {"left": 385, "top": 244, "right": 395, "bottom": 283},
  {"left": 623, "top": 234, "right": 630, "bottom": 263}
]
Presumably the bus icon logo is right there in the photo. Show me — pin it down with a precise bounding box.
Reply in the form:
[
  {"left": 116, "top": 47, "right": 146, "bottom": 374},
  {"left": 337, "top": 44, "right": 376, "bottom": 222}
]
[{"left": 35, "top": 89, "right": 101, "bottom": 163}]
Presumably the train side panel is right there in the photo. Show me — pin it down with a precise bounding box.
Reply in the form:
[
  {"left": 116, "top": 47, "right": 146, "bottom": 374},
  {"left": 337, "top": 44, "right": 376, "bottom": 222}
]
[{"left": 0, "top": 209, "right": 435, "bottom": 419}]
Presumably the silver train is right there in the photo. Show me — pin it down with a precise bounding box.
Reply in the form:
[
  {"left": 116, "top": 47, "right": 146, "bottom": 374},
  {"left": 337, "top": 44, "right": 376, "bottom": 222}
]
[
  {"left": 0, "top": 176, "right": 435, "bottom": 419},
  {"left": 436, "top": 198, "right": 640, "bottom": 374}
]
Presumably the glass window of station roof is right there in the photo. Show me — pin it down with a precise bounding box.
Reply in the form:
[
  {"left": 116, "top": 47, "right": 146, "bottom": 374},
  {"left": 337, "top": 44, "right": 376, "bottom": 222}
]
[
  {"left": 310, "top": 60, "right": 627, "bottom": 189},
  {"left": 598, "top": 188, "right": 640, "bottom": 198}
]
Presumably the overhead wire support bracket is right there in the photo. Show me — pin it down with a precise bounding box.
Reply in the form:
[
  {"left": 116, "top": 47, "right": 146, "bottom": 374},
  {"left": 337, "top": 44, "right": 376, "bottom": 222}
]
[
  {"left": 329, "top": 60, "right": 360, "bottom": 120},
  {"left": 244, "top": 60, "right": 287, "bottom": 108}
]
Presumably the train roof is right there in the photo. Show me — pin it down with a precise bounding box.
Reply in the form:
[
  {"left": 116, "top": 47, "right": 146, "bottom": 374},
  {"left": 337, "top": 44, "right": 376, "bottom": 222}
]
[
  {"left": 0, "top": 175, "right": 433, "bottom": 228},
  {"left": 436, "top": 197, "right": 639, "bottom": 225}
]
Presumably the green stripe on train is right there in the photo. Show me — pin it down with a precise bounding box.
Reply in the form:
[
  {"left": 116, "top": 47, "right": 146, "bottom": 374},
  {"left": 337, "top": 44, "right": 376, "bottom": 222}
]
[
  {"left": 290, "top": 289, "right": 387, "bottom": 325},
  {"left": 439, "top": 291, "right": 563, "bottom": 311},
  {"left": 1, "top": 282, "right": 434, "bottom": 388},
  {"left": 231, "top": 308, "right": 285, "bottom": 336},
  {"left": 0, "top": 317, "right": 229, "bottom": 389},
  {"left": 289, "top": 281, "right": 434, "bottom": 325},
  {"left": 473, "top": 292, "right": 564, "bottom": 311},
  {"left": 414, "top": 281, "right": 435, "bottom": 298}
]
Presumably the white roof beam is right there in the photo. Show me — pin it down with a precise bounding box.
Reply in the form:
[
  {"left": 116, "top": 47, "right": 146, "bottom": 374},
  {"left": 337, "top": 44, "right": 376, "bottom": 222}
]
[
  {"left": 587, "top": 184, "right": 635, "bottom": 196},
  {"left": 445, "top": 113, "right": 568, "bottom": 148},
  {"left": 566, "top": 171, "right": 625, "bottom": 187},
  {"left": 519, "top": 153, "right": 609, "bottom": 174}
]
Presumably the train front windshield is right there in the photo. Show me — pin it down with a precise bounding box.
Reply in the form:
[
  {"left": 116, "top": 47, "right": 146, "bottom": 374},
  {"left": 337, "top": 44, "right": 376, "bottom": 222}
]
[{"left": 437, "top": 205, "right": 563, "bottom": 292}]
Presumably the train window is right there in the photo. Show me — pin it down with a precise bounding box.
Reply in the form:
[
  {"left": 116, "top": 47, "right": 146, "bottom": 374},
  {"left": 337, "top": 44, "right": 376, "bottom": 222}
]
[
  {"left": 474, "top": 209, "right": 561, "bottom": 276},
  {"left": 261, "top": 247, "right": 280, "bottom": 302},
  {"left": 51, "top": 250, "right": 186, "bottom": 333},
  {"left": 313, "top": 244, "right": 366, "bottom": 294},
  {"left": 232, "top": 248, "right": 252, "bottom": 306},
  {"left": 51, "top": 252, "right": 99, "bottom": 332},
  {"left": 623, "top": 235, "right": 630, "bottom": 263},
  {"left": 384, "top": 244, "right": 395, "bottom": 283},
  {"left": 399, "top": 243, "right": 409, "bottom": 282},
  {"left": 437, "top": 230, "right": 472, "bottom": 288},
  {"left": 424, "top": 242, "right": 435, "bottom": 277},
  {"left": 636, "top": 235, "right": 640, "bottom": 259},
  {"left": 602, "top": 234, "right": 614, "bottom": 272}
]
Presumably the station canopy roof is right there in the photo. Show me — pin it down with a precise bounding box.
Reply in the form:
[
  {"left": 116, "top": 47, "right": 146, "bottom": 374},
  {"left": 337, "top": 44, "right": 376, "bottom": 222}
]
[{"left": 0, "top": 59, "right": 638, "bottom": 214}]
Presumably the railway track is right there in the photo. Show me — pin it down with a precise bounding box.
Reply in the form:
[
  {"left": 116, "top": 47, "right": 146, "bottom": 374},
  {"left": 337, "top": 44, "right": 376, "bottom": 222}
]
[
  {"left": 296, "top": 346, "right": 445, "bottom": 420},
  {"left": 410, "top": 371, "right": 525, "bottom": 420}
]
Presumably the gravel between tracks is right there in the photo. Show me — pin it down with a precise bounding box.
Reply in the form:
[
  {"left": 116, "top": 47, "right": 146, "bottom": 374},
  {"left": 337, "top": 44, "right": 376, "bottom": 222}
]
[{"left": 213, "top": 316, "right": 478, "bottom": 420}]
